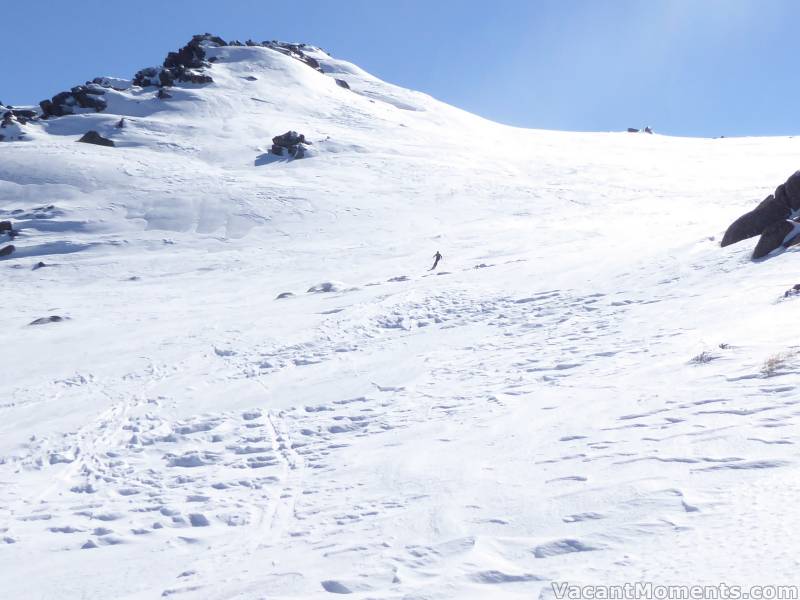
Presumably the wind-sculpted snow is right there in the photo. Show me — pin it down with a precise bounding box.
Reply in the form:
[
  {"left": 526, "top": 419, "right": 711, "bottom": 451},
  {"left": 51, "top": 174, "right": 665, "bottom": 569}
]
[{"left": 3, "top": 32, "right": 800, "bottom": 600}]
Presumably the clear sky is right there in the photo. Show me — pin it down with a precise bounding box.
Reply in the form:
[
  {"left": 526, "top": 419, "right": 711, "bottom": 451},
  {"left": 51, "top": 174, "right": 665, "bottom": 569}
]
[{"left": 3, "top": 0, "right": 798, "bottom": 137}]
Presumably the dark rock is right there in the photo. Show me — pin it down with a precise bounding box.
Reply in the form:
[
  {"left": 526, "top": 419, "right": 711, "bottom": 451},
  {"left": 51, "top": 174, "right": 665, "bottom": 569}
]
[
  {"left": 7, "top": 108, "right": 36, "bottom": 124},
  {"left": 14, "top": 109, "right": 36, "bottom": 119},
  {"left": 335, "top": 79, "right": 350, "bottom": 89},
  {"left": 157, "top": 88, "right": 173, "bottom": 100},
  {"left": 39, "top": 85, "right": 107, "bottom": 117},
  {"left": 275, "top": 292, "right": 295, "bottom": 299},
  {"left": 183, "top": 72, "right": 213, "bottom": 84},
  {"left": 244, "top": 75, "right": 258, "bottom": 81},
  {"left": 0, "top": 221, "right": 12, "bottom": 232},
  {"left": 0, "top": 244, "right": 14, "bottom": 256},
  {"left": 721, "top": 171, "right": 800, "bottom": 248},
  {"left": 39, "top": 99, "right": 54, "bottom": 116},
  {"left": 32, "top": 261, "right": 47, "bottom": 270},
  {"left": 272, "top": 131, "right": 308, "bottom": 148},
  {"left": 721, "top": 194, "right": 788, "bottom": 247},
  {"left": 262, "top": 41, "right": 323, "bottom": 72},
  {"left": 78, "top": 131, "right": 115, "bottom": 147},
  {"left": 29, "top": 315, "right": 66, "bottom": 325},
  {"left": 784, "top": 283, "right": 800, "bottom": 298},
  {"left": 133, "top": 67, "right": 160, "bottom": 87},
  {"left": 271, "top": 130, "right": 311, "bottom": 159},
  {"left": 753, "top": 220, "right": 796, "bottom": 259},
  {"left": 150, "top": 33, "right": 223, "bottom": 88},
  {"left": 627, "top": 128, "right": 639, "bottom": 133},
  {"left": 116, "top": 118, "right": 125, "bottom": 128},
  {"left": 159, "top": 69, "right": 175, "bottom": 87},
  {"left": 644, "top": 126, "right": 653, "bottom": 134}
]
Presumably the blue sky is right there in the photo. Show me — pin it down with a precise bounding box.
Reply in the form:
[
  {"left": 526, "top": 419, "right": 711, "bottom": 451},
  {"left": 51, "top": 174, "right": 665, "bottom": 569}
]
[{"left": 3, "top": 0, "right": 797, "bottom": 137}]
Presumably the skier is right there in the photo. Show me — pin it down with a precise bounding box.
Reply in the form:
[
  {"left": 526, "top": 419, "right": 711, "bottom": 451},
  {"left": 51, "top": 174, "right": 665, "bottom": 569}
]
[{"left": 430, "top": 250, "right": 442, "bottom": 271}]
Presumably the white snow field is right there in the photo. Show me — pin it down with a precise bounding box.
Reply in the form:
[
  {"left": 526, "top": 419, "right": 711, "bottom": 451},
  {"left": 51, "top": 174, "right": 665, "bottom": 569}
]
[{"left": 3, "top": 39, "right": 800, "bottom": 599}]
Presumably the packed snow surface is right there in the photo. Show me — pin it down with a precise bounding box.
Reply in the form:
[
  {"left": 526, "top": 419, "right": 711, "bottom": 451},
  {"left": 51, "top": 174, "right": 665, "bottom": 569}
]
[{"left": 3, "top": 42, "right": 800, "bottom": 599}]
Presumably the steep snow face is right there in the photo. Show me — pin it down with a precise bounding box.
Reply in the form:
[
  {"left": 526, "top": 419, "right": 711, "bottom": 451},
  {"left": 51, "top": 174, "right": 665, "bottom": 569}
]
[{"left": 3, "top": 38, "right": 800, "bottom": 600}]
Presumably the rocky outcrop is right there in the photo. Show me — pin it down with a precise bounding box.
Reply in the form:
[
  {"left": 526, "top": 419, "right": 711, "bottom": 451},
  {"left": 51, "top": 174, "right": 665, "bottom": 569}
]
[
  {"left": 133, "top": 33, "right": 221, "bottom": 88},
  {"left": 722, "top": 172, "right": 800, "bottom": 253},
  {"left": 335, "top": 79, "right": 350, "bottom": 89},
  {"left": 1, "top": 106, "right": 36, "bottom": 141},
  {"left": 263, "top": 41, "right": 323, "bottom": 72},
  {"left": 40, "top": 84, "right": 108, "bottom": 117},
  {"left": 271, "top": 131, "right": 311, "bottom": 158},
  {"left": 78, "top": 131, "right": 115, "bottom": 147},
  {"left": 21, "top": 33, "right": 331, "bottom": 124},
  {"left": 225, "top": 39, "right": 323, "bottom": 72}
]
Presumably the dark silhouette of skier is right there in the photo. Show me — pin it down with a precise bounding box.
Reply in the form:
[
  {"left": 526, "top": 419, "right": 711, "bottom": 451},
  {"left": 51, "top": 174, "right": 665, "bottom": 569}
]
[{"left": 430, "top": 250, "right": 442, "bottom": 271}]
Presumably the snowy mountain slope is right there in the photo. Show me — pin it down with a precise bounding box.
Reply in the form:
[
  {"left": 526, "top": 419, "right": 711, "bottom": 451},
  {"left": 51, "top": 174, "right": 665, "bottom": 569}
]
[{"left": 3, "top": 36, "right": 800, "bottom": 599}]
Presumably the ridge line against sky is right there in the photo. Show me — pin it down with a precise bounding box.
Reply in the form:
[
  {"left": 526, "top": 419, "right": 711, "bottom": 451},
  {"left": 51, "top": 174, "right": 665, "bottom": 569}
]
[{"left": 3, "top": 0, "right": 798, "bottom": 138}]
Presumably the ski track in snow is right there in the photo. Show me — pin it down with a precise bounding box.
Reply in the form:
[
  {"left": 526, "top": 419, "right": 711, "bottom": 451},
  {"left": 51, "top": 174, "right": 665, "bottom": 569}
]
[{"left": 3, "top": 40, "right": 800, "bottom": 599}]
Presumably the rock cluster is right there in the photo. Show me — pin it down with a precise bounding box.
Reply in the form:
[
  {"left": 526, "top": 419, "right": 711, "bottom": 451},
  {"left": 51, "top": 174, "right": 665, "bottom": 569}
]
[
  {"left": 40, "top": 84, "right": 108, "bottom": 117},
  {"left": 133, "top": 33, "right": 220, "bottom": 88},
  {"left": 271, "top": 131, "right": 311, "bottom": 158},
  {"left": 226, "top": 39, "right": 323, "bottom": 72},
  {"left": 12, "top": 33, "right": 335, "bottom": 129},
  {"left": 1, "top": 104, "right": 37, "bottom": 141}
]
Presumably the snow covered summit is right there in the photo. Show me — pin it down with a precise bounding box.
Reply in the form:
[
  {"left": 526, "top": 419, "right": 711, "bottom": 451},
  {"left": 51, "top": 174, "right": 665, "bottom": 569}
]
[{"left": 3, "top": 33, "right": 800, "bottom": 600}]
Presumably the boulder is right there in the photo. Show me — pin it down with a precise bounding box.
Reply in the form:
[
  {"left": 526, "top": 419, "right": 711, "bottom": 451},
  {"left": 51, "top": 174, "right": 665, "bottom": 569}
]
[
  {"left": 39, "top": 85, "right": 107, "bottom": 117},
  {"left": 722, "top": 171, "right": 800, "bottom": 248},
  {"left": 335, "top": 79, "right": 350, "bottom": 89},
  {"left": 271, "top": 131, "right": 310, "bottom": 159},
  {"left": 0, "top": 221, "right": 12, "bottom": 232},
  {"left": 272, "top": 131, "right": 307, "bottom": 148},
  {"left": 78, "top": 131, "right": 115, "bottom": 147},
  {"left": 133, "top": 67, "right": 160, "bottom": 87},
  {"left": 752, "top": 220, "right": 796, "bottom": 259},
  {"left": 644, "top": 126, "right": 653, "bottom": 134},
  {"left": 627, "top": 127, "right": 639, "bottom": 133},
  {"left": 0, "top": 244, "right": 15, "bottom": 256},
  {"left": 157, "top": 88, "right": 173, "bottom": 100},
  {"left": 159, "top": 69, "right": 175, "bottom": 87}
]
